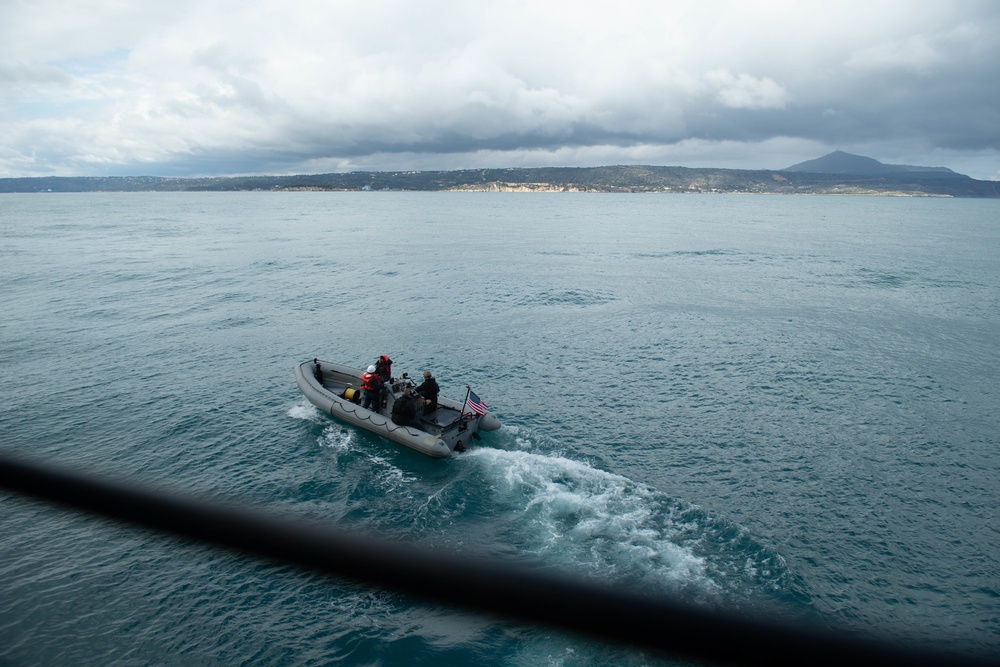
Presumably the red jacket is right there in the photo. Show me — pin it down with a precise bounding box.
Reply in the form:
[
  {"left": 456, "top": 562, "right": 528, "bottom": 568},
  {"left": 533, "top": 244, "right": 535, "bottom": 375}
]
[
  {"left": 375, "top": 355, "right": 393, "bottom": 381},
  {"left": 361, "top": 372, "right": 381, "bottom": 391}
]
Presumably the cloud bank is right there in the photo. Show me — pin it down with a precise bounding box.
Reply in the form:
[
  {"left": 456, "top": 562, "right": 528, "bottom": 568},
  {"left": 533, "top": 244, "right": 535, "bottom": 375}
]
[{"left": 2, "top": 0, "right": 998, "bottom": 179}]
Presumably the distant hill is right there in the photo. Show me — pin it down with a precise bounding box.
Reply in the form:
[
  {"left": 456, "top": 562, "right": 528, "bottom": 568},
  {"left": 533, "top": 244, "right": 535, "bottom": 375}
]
[
  {"left": 784, "top": 150, "right": 967, "bottom": 179},
  {"left": 2, "top": 160, "right": 997, "bottom": 197}
]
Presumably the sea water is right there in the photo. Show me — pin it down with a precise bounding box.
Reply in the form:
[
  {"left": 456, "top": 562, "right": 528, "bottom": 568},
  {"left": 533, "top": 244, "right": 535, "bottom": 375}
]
[{"left": 1, "top": 192, "right": 998, "bottom": 664}]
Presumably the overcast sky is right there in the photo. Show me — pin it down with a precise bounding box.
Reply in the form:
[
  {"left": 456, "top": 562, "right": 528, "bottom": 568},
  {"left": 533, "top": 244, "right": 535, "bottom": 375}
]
[{"left": 2, "top": 0, "right": 998, "bottom": 179}]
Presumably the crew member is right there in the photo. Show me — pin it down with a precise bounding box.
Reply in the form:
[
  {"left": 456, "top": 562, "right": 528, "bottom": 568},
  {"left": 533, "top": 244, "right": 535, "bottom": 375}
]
[
  {"left": 391, "top": 388, "right": 418, "bottom": 426},
  {"left": 416, "top": 370, "right": 439, "bottom": 414},
  {"left": 361, "top": 364, "right": 382, "bottom": 411},
  {"left": 375, "top": 355, "right": 393, "bottom": 383}
]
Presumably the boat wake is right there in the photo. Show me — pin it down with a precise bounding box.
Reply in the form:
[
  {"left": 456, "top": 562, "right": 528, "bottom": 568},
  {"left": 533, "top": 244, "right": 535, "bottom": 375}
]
[
  {"left": 286, "top": 401, "right": 322, "bottom": 423},
  {"left": 287, "top": 400, "right": 420, "bottom": 495},
  {"left": 465, "top": 447, "right": 716, "bottom": 596},
  {"left": 288, "top": 403, "right": 806, "bottom": 613},
  {"left": 460, "top": 439, "right": 808, "bottom": 613}
]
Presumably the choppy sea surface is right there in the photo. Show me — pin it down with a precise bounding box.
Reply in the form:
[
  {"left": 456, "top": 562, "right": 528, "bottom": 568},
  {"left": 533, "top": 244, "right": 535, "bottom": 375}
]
[{"left": 1, "top": 192, "right": 998, "bottom": 665}]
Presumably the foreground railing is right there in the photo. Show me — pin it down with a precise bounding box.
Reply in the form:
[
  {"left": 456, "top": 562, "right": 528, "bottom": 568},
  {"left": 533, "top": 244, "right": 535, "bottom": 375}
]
[{"left": 0, "top": 450, "right": 990, "bottom": 667}]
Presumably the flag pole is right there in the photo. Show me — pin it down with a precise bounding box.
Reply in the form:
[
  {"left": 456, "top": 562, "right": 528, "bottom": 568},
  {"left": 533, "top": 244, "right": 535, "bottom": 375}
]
[{"left": 460, "top": 385, "right": 471, "bottom": 419}]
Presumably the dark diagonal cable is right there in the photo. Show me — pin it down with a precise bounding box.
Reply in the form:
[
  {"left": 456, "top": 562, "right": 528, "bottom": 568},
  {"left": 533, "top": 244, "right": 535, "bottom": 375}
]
[{"left": 0, "top": 451, "right": 990, "bottom": 667}]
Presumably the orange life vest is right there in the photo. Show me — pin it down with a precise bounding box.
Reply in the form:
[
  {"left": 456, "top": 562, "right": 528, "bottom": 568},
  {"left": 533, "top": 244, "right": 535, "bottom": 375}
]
[
  {"left": 361, "top": 371, "right": 380, "bottom": 391},
  {"left": 376, "top": 355, "right": 392, "bottom": 380}
]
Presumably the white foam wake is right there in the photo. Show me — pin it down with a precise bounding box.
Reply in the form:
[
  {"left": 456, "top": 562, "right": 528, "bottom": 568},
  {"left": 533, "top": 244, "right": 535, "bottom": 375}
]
[
  {"left": 464, "top": 448, "right": 717, "bottom": 596},
  {"left": 286, "top": 401, "right": 321, "bottom": 422}
]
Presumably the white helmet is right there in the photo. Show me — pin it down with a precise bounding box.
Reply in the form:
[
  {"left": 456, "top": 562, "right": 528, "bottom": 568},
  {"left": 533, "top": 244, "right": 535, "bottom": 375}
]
[{"left": 367, "top": 365, "right": 377, "bottom": 373}]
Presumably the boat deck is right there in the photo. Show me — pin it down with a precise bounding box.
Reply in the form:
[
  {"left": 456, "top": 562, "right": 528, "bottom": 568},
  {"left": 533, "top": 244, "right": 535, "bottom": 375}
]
[
  {"left": 418, "top": 406, "right": 463, "bottom": 430},
  {"left": 317, "top": 371, "right": 464, "bottom": 434}
]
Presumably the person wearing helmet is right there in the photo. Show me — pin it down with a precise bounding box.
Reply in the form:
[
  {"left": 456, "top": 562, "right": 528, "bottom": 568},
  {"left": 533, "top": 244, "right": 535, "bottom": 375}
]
[{"left": 361, "top": 364, "right": 383, "bottom": 411}]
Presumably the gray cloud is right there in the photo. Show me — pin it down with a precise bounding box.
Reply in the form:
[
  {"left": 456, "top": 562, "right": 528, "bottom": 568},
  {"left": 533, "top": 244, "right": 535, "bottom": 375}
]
[{"left": 2, "top": 0, "right": 998, "bottom": 179}]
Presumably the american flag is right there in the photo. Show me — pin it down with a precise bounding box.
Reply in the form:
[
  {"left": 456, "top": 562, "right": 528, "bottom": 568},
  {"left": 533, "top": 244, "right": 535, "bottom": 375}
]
[{"left": 465, "top": 390, "right": 488, "bottom": 415}]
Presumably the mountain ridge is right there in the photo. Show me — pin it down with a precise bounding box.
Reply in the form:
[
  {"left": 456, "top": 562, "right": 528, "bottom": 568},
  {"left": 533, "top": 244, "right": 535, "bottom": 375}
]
[
  {"left": 1, "top": 155, "right": 996, "bottom": 197},
  {"left": 784, "top": 151, "right": 965, "bottom": 179}
]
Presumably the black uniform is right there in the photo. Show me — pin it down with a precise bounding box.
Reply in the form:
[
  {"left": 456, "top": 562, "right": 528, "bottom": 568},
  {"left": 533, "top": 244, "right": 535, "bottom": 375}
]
[
  {"left": 416, "top": 377, "right": 439, "bottom": 414},
  {"left": 391, "top": 394, "right": 417, "bottom": 425}
]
